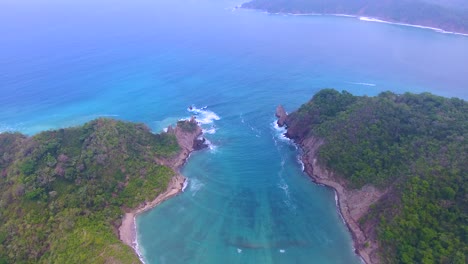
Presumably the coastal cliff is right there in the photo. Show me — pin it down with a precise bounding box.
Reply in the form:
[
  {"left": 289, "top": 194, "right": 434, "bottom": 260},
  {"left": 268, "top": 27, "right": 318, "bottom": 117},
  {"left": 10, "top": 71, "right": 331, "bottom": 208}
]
[
  {"left": 276, "top": 90, "right": 467, "bottom": 264},
  {"left": 277, "top": 105, "right": 382, "bottom": 263},
  {"left": 0, "top": 117, "right": 206, "bottom": 264}
]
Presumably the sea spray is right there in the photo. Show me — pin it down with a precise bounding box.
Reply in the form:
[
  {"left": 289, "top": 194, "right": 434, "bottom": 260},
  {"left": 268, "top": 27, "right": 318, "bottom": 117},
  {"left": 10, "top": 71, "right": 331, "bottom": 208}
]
[
  {"left": 271, "top": 120, "right": 290, "bottom": 143},
  {"left": 188, "top": 105, "right": 221, "bottom": 125}
]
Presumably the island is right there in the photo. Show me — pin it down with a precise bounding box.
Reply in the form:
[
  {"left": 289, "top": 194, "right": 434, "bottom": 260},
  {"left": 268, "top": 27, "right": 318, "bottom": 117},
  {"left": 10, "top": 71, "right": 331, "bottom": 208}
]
[
  {"left": 242, "top": 0, "right": 468, "bottom": 35},
  {"left": 0, "top": 117, "right": 205, "bottom": 263},
  {"left": 276, "top": 89, "right": 467, "bottom": 263}
]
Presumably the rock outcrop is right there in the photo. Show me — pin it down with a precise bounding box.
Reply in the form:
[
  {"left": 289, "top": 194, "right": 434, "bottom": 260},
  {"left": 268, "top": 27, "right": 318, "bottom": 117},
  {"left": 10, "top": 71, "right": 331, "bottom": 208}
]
[
  {"left": 275, "top": 105, "right": 288, "bottom": 127},
  {"left": 166, "top": 118, "right": 207, "bottom": 168}
]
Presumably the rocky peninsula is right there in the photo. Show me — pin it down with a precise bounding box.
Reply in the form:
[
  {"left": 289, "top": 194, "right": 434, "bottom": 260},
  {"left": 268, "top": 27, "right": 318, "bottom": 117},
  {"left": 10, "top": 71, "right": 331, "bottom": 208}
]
[
  {"left": 0, "top": 117, "right": 207, "bottom": 263},
  {"left": 275, "top": 89, "right": 467, "bottom": 264},
  {"left": 119, "top": 117, "right": 207, "bottom": 257},
  {"left": 276, "top": 105, "right": 382, "bottom": 263}
]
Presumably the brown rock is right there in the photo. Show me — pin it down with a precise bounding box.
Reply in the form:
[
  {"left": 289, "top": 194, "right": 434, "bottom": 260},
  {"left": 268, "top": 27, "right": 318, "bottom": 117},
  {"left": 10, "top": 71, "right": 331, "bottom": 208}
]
[{"left": 275, "top": 105, "right": 288, "bottom": 127}]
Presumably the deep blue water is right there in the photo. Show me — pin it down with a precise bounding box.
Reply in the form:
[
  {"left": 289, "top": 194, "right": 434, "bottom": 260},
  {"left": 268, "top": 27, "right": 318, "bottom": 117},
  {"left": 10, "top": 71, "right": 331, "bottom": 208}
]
[{"left": 1, "top": 0, "right": 467, "bottom": 263}]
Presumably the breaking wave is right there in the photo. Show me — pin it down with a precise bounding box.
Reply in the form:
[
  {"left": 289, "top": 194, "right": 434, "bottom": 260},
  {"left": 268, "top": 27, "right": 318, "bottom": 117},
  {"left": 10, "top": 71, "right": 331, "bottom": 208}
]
[{"left": 188, "top": 105, "right": 220, "bottom": 125}]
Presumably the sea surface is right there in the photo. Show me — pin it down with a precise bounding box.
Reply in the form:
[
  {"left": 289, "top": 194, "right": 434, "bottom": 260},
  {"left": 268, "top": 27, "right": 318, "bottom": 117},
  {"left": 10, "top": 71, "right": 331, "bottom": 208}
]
[{"left": 1, "top": 0, "right": 467, "bottom": 263}]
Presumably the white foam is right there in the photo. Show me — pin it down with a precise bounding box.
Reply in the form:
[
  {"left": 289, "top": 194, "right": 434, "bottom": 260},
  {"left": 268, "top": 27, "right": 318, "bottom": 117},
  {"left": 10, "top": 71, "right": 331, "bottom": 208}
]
[
  {"left": 188, "top": 106, "right": 220, "bottom": 125},
  {"left": 359, "top": 16, "right": 468, "bottom": 36},
  {"left": 203, "top": 127, "right": 217, "bottom": 134},
  {"left": 133, "top": 216, "right": 147, "bottom": 264},
  {"left": 190, "top": 178, "right": 204, "bottom": 197},
  {"left": 297, "top": 155, "right": 305, "bottom": 172},
  {"left": 334, "top": 191, "right": 346, "bottom": 224},
  {"left": 182, "top": 178, "right": 188, "bottom": 192},
  {"left": 278, "top": 182, "right": 289, "bottom": 193},
  {"left": 279, "top": 249, "right": 286, "bottom": 253},
  {"left": 203, "top": 138, "right": 218, "bottom": 153},
  {"left": 271, "top": 120, "right": 289, "bottom": 142},
  {"left": 237, "top": 248, "right": 242, "bottom": 253},
  {"left": 263, "top": 10, "right": 468, "bottom": 37},
  {"left": 349, "top": 82, "right": 376, "bottom": 87}
]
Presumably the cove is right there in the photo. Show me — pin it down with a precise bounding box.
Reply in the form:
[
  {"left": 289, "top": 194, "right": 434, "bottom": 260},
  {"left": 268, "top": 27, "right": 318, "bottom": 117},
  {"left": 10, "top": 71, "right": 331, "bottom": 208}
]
[{"left": 1, "top": 0, "right": 467, "bottom": 263}]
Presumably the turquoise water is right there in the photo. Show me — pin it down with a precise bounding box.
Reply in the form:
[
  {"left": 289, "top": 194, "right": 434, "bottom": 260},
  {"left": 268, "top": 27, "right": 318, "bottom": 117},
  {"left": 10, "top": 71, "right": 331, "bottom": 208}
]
[{"left": 1, "top": 0, "right": 468, "bottom": 263}]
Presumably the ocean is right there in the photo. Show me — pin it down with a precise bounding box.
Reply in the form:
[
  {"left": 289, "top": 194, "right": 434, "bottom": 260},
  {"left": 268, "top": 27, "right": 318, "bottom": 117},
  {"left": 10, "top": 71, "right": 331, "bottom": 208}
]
[{"left": 1, "top": 0, "right": 467, "bottom": 263}]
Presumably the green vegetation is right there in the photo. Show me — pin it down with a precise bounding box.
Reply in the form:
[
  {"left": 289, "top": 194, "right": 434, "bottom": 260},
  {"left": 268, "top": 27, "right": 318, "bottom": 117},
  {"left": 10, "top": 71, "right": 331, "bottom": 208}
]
[
  {"left": 242, "top": 0, "right": 468, "bottom": 34},
  {"left": 0, "top": 118, "right": 181, "bottom": 263},
  {"left": 286, "top": 89, "right": 467, "bottom": 263},
  {"left": 177, "top": 119, "right": 198, "bottom": 132}
]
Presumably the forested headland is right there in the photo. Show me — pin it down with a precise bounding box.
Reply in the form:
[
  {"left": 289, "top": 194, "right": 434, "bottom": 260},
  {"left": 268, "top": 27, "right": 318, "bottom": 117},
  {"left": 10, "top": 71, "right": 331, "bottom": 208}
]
[
  {"left": 283, "top": 89, "right": 467, "bottom": 263},
  {"left": 0, "top": 118, "right": 197, "bottom": 263}
]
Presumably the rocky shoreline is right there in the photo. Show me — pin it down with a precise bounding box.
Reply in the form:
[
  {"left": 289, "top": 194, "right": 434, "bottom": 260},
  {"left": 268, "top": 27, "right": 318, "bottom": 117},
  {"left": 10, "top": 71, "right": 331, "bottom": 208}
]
[
  {"left": 118, "top": 118, "right": 207, "bottom": 261},
  {"left": 276, "top": 105, "right": 384, "bottom": 264}
]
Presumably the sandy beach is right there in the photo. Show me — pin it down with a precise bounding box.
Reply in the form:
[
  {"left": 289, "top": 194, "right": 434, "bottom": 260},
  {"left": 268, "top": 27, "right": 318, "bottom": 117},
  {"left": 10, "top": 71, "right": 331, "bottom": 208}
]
[
  {"left": 118, "top": 118, "right": 204, "bottom": 261},
  {"left": 119, "top": 175, "right": 186, "bottom": 252}
]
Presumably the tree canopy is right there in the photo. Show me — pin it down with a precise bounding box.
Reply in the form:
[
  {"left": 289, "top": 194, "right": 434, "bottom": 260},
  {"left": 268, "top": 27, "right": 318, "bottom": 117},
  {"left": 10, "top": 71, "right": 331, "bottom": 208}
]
[
  {"left": 285, "top": 89, "right": 467, "bottom": 263},
  {"left": 0, "top": 118, "right": 181, "bottom": 263}
]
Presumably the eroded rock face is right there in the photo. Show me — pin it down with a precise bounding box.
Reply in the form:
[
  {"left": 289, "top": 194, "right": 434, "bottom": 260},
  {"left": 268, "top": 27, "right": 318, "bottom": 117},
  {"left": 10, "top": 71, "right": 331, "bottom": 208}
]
[
  {"left": 275, "top": 105, "right": 288, "bottom": 127},
  {"left": 276, "top": 111, "right": 384, "bottom": 264},
  {"left": 193, "top": 137, "right": 208, "bottom": 150}
]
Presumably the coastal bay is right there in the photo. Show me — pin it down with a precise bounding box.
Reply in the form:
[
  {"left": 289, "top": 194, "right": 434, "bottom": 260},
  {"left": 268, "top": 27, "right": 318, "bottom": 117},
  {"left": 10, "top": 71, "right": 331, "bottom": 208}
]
[{"left": 1, "top": 0, "right": 468, "bottom": 263}]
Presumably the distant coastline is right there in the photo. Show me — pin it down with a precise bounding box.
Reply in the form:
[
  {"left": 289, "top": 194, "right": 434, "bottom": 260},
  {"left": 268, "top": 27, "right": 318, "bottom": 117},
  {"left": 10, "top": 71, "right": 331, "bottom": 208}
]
[
  {"left": 237, "top": 5, "right": 468, "bottom": 37},
  {"left": 239, "top": 1, "right": 468, "bottom": 36}
]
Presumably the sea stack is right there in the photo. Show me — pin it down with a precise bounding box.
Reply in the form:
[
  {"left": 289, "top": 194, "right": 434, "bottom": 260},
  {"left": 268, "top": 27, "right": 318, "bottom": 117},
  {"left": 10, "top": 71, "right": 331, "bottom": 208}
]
[{"left": 275, "top": 105, "right": 288, "bottom": 127}]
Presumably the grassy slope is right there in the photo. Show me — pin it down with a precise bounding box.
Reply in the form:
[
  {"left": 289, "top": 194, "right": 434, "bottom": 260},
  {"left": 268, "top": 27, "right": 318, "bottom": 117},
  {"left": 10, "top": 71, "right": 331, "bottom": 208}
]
[
  {"left": 0, "top": 118, "right": 181, "bottom": 264},
  {"left": 285, "top": 89, "right": 467, "bottom": 263}
]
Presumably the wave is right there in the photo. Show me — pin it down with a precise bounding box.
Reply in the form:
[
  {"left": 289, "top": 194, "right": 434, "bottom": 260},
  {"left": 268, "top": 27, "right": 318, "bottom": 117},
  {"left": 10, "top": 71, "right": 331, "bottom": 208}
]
[
  {"left": 271, "top": 120, "right": 290, "bottom": 143},
  {"left": 189, "top": 178, "right": 204, "bottom": 197},
  {"left": 359, "top": 16, "right": 468, "bottom": 37},
  {"left": 334, "top": 191, "right": 347, "bottom": 225},
  {"left": 297, "top": 155, "right": 305, "bottom": 172},
  {"left": 133, "top": 217, "right": 147, "bottom": 264},
  {"left": 259, "top": 9, "right": 468, "bottom": 37},
  {"left": 188, "top": 105, "right": 220, "bottom": 125},
  {"left": 203, "top": 127, "right": 217, "bottom": 134},
  {"left": 203, "top": 137, "right": 218, "bottom": 153},
  {"left": 182, "top": 178, "right": 188, "bottom": 192},
  {"left": 187, "top": 106, "right": 220, "bottom": 144},
  {"left": 349, "top": 82, "right": 376, "bottom": 87}
]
